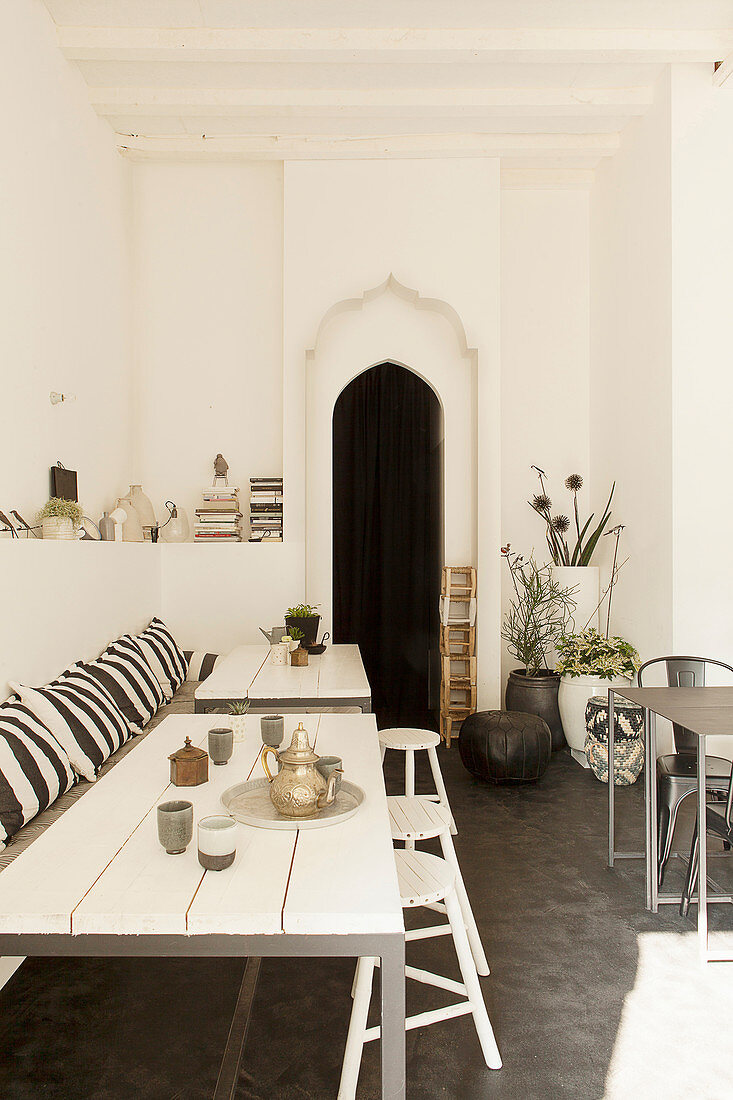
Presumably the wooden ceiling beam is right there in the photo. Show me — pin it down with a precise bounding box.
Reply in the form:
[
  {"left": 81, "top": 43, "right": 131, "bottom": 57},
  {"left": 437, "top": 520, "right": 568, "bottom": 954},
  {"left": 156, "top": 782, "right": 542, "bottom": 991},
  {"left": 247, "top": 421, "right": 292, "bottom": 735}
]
[{"left": 58, "top": 26, "right": 733, "bottom": 64}]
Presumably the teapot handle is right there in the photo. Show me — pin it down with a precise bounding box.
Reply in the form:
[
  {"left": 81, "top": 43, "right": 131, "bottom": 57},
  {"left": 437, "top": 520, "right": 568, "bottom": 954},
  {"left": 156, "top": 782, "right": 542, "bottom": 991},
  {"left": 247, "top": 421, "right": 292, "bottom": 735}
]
[{"left": 262, "top": 746, "right": 279, "bottom": 783}]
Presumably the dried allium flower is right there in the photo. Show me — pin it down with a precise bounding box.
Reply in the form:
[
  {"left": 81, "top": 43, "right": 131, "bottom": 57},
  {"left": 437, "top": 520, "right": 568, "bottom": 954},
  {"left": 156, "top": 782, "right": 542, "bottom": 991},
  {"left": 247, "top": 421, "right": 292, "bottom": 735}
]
[
  {"left": 532, "top": 493, "right": 552, "bottom": 513},
  {"left": 552, "top": 514, "right": 570, "bottom": 534},
  {"left": 565, "top": 473, "right": 583, "bottom": 492}
]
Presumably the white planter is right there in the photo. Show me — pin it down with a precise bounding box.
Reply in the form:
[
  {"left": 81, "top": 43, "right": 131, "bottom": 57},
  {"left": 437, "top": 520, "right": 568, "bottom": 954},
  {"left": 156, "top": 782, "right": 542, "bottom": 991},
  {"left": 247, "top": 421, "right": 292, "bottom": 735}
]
[
  {"left": 229, "top": 714, "right": 248, "bottom": 743},
  {"left": 42, "top": 517, "right": 75, "bottom": 540},
  {"left": 558, "top": 674, "right": 632, "bottom": 767},
  {"left": 553, "top": 566, "right": 600, "bottom": 634}
]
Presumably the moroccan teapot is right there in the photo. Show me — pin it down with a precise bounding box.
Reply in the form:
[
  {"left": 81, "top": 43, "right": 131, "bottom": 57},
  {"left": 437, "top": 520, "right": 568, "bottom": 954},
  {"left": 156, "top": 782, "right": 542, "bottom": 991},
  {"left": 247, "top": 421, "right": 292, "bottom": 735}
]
[{"left": 262, "top": 722, "right": 341, "bottom": 819}]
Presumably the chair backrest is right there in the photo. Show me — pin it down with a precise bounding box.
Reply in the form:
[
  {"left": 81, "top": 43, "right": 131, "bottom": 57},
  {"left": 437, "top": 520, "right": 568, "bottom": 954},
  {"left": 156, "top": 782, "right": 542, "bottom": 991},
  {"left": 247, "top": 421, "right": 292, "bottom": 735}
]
[{"left": 638, "top": 656, "right": 733, "bottom": 754}]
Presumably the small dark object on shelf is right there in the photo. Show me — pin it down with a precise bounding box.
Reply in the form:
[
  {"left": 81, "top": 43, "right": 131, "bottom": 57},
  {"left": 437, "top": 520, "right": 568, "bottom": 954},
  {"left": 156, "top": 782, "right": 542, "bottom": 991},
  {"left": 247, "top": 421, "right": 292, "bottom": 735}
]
[
  {"left": 306, "top": 631, "right": 330, "bottom": 655},
  {"left": 459, "top": 710, "right": 552, "bottom": 783}
]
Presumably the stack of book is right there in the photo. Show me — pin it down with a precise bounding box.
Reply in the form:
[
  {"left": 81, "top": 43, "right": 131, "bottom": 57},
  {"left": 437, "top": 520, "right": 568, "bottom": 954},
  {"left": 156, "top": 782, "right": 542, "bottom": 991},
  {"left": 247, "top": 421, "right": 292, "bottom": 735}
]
[
  {"left": 249, "top": 477, "right": 283, "bottom": 542},
  {"left": 194, "top": 485, "right": 243, "bottom": 542}
]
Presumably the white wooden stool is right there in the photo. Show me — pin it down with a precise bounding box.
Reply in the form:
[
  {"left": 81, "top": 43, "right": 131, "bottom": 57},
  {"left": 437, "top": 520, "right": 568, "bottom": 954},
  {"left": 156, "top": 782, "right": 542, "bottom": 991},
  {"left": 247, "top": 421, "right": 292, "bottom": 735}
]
[
  {"left": 338, "top": 850, "right": 502, "bottom": 1099},
  {"left": 379, "top": 727, "right": 456, "bottom": 835},
  {"left": 388, "top": 795, "right": 489, "bottom": 976}
]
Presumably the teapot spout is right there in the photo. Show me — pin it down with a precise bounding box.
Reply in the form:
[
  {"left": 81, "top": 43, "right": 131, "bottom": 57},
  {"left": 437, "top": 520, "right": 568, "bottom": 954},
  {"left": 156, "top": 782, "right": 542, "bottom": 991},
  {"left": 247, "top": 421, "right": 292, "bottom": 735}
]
[{"left": 317, "top": 769, "right": 342, "bottom": 808}]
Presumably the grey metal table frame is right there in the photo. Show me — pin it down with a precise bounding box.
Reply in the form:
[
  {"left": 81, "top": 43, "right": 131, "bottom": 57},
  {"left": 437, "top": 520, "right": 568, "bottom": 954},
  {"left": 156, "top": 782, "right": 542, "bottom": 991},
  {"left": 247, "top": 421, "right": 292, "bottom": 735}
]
[
  {"left": 0, "top": 931, "right": 406, "bottom": 1099},
  {"left": 607, "top": 686, "right": 733, "bottom": 964},
  {"left": 197, "top": 694, "right": 372, "bottom": 714}
]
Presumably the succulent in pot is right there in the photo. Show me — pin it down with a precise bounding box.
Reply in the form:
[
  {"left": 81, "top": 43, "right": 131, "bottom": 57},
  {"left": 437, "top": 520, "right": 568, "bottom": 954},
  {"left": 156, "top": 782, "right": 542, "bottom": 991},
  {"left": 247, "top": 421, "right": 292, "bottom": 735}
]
[
  {"left": 284, "top": 603, "right": 321, "bottom": 647},
  {"left": 226, "top": 699, "right": 250, "bottom": 742},
  {"left": 501, "top": 546, "right": 576, "bottom": 750},
  {"left": 555, "top": 628, "right": 641, "bottom": 766},
  {"left": 37, "top": 497, "right": 84, "bottom": 540}
]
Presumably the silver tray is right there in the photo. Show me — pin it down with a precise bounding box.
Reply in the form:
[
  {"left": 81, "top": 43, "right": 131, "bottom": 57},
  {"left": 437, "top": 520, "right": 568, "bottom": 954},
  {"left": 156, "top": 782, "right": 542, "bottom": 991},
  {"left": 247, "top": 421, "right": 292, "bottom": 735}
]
[{"left": 221, "top": 777, "right": 365, "bottom": 830}]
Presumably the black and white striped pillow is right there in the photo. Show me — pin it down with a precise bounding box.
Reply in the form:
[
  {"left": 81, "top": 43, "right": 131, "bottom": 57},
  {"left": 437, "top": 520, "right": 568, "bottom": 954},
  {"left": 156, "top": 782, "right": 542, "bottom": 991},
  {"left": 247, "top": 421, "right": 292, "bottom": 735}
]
[
  {"left": 10, "top": 668, "right": 132, "bottom": 782},
  {"left": 0, "top": 701, "right": 75, "bottom": 845},
  {"left": 132, "top": 618, "right": 187, "bottom": 700},
  {"left": 82, "top": 636, "right": 165, "bottom": 731},
  {"left": 183, "top": 651, "right": 222, "bottom": 683}
]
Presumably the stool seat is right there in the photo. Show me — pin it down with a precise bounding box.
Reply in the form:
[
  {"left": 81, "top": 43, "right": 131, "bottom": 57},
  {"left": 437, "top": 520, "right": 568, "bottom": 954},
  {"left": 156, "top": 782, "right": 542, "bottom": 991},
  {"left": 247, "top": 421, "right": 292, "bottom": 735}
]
[
  {"left": 379, "top": 727, "right": 440, "bottom": 751},
  {"left": 388, "top": 796, "right": 452, "bottom": 841},
  {"left": 395, "top": 849, "right": 455, "bottom": 908}
]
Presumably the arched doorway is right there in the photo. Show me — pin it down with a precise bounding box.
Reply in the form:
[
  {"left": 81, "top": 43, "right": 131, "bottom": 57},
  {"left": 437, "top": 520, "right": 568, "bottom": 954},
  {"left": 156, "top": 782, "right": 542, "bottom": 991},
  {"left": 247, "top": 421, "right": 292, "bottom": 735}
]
[{"left": 332, "top": 362, "right": 443, "bottom": 728}]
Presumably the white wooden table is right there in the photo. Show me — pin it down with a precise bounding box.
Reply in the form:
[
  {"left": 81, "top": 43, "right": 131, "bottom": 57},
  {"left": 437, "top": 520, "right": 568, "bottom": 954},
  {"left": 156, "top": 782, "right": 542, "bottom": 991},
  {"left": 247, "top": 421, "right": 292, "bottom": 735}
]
[
  {"left": 195, "top": 644, "right": 371, "bottom": 714},
  {"left": 0, "top": 714, "right": 404, "bottom": 1098}
]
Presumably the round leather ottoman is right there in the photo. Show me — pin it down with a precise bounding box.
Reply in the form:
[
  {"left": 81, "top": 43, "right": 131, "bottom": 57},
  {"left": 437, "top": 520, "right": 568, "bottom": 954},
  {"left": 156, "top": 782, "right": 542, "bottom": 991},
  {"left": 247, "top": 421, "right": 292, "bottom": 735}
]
[{"left": 459, "top": 710, "right": 552, "bottom": 783}]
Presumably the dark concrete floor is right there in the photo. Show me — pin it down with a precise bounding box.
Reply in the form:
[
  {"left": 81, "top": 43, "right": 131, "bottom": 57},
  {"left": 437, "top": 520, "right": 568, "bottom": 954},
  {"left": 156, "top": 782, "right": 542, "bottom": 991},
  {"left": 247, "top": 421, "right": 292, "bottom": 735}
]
[{"left": 0, "top": 747, "right": 730, "bottom": 1100}]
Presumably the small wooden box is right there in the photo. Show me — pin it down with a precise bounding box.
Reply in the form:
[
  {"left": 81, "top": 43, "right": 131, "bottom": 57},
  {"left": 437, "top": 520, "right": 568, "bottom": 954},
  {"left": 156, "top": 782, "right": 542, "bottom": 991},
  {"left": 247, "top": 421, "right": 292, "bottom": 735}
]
[{"left": 169, "top": 737, "right": 209, "bottom": 786}]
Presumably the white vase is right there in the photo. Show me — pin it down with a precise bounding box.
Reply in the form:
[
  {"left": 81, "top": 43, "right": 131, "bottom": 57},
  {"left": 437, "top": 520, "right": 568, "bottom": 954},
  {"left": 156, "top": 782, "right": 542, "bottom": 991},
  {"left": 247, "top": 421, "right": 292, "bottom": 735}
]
[
  {"left": 553, "top": 566, "right": 600, "bottom": 634},
  {"left": 116, "top": 496, "right": 144, "bottom": 543},
  {"left": 42, "top": 516, "right": 75, "bottom": 540},
  {"left": 558, "top": 673, "right": 632, "bottom": 767},
  {"left": 128, "top": 485, "right": 156, "bottom": 541}
]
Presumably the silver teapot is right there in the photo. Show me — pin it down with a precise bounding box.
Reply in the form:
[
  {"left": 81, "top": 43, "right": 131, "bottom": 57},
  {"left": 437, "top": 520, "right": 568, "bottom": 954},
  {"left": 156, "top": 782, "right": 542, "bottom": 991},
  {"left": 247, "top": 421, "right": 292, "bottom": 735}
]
[{"left": 262, "top": 723, "right": 341, "bottom": 819}]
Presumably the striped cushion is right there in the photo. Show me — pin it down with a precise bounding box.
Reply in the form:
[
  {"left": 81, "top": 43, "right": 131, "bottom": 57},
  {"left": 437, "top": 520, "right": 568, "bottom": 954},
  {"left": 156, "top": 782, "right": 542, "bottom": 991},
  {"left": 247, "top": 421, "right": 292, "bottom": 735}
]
[
  {"left": 82, "top": 636, "right": 165, "bottom": 731},
  {"left": 183, "top": 651, "right": 222, "bottom": 683},
  {"left": 0, "top": 701, "right": 75, "bottom": 845},
  {"left": 132, "top": 618, "right": 187, "bottom": 700},
  {"left": 10, "top": 668, "right": 132, "bottom": 782}
]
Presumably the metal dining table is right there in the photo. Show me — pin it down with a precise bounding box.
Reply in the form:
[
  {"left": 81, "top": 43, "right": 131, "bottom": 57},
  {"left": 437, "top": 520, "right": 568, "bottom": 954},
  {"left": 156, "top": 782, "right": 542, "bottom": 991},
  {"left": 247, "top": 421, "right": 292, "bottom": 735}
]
[{"left": 608, "top": 685, "right": 733, "bottom": 964}]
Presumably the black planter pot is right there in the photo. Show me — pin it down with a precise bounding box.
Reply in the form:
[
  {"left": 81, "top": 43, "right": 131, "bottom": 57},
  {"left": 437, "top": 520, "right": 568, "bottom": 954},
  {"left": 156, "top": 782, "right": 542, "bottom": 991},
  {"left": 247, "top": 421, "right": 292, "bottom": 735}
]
[
  {"left": 284, "top": 614, "right": 321, "bottom": 647},
  {"left": 505, "top": 669, "right": 565, "bottom": 751}
]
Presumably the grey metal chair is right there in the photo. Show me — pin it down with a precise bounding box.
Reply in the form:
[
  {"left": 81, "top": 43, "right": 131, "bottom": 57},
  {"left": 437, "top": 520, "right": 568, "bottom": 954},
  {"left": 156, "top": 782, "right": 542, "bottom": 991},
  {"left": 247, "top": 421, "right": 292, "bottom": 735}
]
[
  {"left": 680, "top": 763, "right": 733, "bottom": 916},
  {"left": 637, "top": 656, "right": 733, "bottom": 886}
]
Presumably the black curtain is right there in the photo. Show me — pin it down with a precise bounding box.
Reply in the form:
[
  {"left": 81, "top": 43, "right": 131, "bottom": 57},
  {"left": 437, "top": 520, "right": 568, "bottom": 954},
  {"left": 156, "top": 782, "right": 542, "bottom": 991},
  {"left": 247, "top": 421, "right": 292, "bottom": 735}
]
[{"left": 333, "top": 362, "right": 442, "bottom": 729}]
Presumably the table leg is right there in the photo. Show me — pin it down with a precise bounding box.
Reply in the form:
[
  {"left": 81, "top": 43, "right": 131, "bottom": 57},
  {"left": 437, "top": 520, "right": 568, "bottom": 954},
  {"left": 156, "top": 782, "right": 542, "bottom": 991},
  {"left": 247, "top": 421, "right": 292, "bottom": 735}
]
[
  {"left": 698, "top": 734, "right": 708, "bottom": 965},
  {"left": 213, "top": 956, "right": 261, "bottom": 1100},
  {"left": 608, "top": 690, "right": 615, "bottom": 867},
  {"left": 380, "top": 934, "right": 406, "bottom": 1100},
  {"left": 649, "top": 710, "right": 658, "bottom": 912},
  {"left": 644, "top": 707, "right": 653, "bottom": 910}
]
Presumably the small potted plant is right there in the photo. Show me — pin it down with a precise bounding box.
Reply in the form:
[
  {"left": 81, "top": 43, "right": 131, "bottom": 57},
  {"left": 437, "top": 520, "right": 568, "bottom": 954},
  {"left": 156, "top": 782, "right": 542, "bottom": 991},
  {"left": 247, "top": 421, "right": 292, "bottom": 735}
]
[
  {"left": 284, "top": 603, "right": 321, "bottom": 648},
  {"left": 288, "top": 627, "right": 309, "bottom": 667},
  {"left": 556, "top": 628, "right": 641, "bottom": 765},
  {"left": 501, "top": 546, "right": 576, "bottom": 750},
  {"left": 37, "top": 498, "right": 84, "bottom": 540},
  {"left": 226, "top": 699, "right": 250, "bottom": 742}
]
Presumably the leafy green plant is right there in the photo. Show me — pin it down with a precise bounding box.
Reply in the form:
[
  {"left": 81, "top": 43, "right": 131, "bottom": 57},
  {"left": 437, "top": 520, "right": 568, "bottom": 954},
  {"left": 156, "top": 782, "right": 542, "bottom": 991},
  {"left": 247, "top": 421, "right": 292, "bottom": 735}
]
[
  {"left": 287, "top": 626, "right": 304, "bottom": 642},
  {"left": 37, "top": 497, "right": 84, "bottom": 526},
  {"left": 285, "top": 603, "right": 320, "bottom": 618},
  {"left": 501, "top": 546, "right": 576, "bottom": 675},
  {"left": 529, "top": 467, "right": 614, "bottom": 567},
  {"left": 556, "top": 628, "right": 640, "bottom": 680},
  {"left": 227, "top": 700, "right": 250, "bottom": 716}
]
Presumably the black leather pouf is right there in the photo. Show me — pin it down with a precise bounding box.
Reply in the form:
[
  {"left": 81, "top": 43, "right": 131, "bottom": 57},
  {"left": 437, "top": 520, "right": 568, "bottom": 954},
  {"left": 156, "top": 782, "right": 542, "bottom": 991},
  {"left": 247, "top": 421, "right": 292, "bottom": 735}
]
[{"left": 459, "top": 710, "right": 552, "bottom": 783}]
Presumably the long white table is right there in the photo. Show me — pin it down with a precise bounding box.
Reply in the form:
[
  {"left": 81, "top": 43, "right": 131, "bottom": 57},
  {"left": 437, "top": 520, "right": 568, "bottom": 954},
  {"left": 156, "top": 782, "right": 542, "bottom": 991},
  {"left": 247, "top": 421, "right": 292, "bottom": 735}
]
[
  {"left": 0, "top": 714, "right": 404, "bottom": 1097},
  {"left": 195, "top": 643, "right": 371, "bottom": 713}
]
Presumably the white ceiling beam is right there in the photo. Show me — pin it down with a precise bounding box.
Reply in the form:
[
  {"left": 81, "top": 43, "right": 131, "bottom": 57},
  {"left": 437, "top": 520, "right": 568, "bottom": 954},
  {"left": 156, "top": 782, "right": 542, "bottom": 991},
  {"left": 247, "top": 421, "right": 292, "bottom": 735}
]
[
  {"left": 713, "top": 55, "right": 733, "bottom": 86},
  {"left": 89, "top": 86, "right": 654, "bottom": 118},
  {"left": 58, "top": 27, "right": 733, "bottom": 64},
  {"left": 116, "top": 132, "right": 619, "bottom": 161}
]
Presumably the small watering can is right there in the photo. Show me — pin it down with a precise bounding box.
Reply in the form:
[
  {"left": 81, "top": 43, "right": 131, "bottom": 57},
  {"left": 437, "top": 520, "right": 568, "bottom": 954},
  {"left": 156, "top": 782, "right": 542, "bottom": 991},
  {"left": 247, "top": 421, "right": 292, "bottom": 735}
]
[
  {"left": 262, "top": 723, "right": 341, "bottom": 819},
  {"left": 259, "top": 625, "right": 287, "bottom": 645}
]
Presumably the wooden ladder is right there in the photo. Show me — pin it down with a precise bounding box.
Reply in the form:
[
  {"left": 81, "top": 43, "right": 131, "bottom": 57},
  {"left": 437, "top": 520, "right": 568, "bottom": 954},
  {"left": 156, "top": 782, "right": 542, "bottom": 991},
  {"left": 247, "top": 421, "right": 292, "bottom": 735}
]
[{"left": 440, "top": 567, "right": 477, "bottom": 747}]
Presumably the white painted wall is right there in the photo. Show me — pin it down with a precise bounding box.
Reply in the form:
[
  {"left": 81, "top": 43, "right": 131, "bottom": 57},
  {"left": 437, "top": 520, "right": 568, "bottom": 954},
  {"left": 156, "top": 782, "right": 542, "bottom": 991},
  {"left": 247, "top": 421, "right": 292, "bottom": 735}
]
[
  {"left": 670, "top": 66, "right": 733, "bottom": 675},
  {"left": 0, "top": 0, "right": 133, "bottom": 523},
  {"left": 589, "top": 74, "right": 674, "bottom": 672},
  {"left": 283, "top": 160, "right": 502, "bottom": 704},
  {"left": 500, "top": 189, "right": 591, "bottom": 682},
  {"left": 0, "top": 542, "right": 159, "bottom": 701},
  {"left": 132, "top": 161, "right": 284, "bottom": 525}
]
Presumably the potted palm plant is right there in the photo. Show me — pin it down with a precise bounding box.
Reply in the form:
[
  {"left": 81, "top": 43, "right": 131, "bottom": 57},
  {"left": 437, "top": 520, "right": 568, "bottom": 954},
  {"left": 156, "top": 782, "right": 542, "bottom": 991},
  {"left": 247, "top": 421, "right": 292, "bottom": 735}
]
[
  {"left": 501, "top": 546, "right": 576, "bottom": 750},
  {"left": 37, "top": 498, "right": 83, "bottom": 540}
]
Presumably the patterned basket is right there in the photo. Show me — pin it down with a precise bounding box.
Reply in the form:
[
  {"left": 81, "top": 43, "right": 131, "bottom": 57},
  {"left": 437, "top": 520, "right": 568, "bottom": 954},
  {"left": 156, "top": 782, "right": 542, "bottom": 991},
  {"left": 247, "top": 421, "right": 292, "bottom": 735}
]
[{"left": 584, "top": 695, "right": 644, "bottom": 785}]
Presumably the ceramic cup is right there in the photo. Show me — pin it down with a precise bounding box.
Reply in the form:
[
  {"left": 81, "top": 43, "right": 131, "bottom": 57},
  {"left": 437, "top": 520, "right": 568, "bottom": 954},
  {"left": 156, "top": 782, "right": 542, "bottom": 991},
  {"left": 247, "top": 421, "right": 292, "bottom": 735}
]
[
  {"left": 260, "top": 715, "right": 284, "bottom": 747},
  {"left": 198, "top": 815, "right": 237, "bottom": 871},
  {"left": 157, "top": 800, "right": 193, "bottom": 855},
  {"left": 208, "top": 727, "right": 234, "bottom": 766},
  {"left": 316, "top": 756, "right": 343, "bottom": 795}
]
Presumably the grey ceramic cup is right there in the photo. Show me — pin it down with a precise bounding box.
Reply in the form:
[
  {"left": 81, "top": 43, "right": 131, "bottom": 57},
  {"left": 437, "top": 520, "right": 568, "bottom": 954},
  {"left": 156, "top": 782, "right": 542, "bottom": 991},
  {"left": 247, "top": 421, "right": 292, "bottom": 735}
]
[
  {"left": 316, "top": 756, "right": 343, "bottom": 795},
  {"left": 260, "top": 715, "right": 285, "bottom": 747},
  {"left": 208, "top": 727, "right": 234, "bottom": 766},
  {"left": 157, "top": 800, "right": 193, "bottom": 855},
  {"left": 198, "top": 815, "right": 237, "bottom": 871}
]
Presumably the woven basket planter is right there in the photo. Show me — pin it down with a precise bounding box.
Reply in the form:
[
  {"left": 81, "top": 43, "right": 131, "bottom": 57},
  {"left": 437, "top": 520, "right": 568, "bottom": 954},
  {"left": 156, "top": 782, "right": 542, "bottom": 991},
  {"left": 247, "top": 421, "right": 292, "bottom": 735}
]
[{"left": 584, "top": 695, "right": 644, "bottom": 786}]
